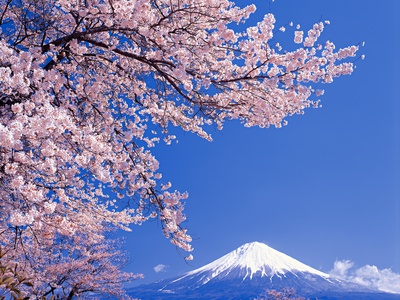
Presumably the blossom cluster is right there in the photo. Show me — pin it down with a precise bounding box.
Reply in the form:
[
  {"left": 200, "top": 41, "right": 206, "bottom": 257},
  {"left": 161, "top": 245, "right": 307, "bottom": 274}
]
[{"left": 0, "top": 0, "right": 360, "bottom": 297}]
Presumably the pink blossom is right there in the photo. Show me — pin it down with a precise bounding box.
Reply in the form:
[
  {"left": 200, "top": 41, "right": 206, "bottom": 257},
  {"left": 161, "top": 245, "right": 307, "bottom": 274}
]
[
  {"left": 0, "top": 0, "right": 360, "bottom": 297},
  {"left": 294, "top": 31, "right": 303, "bottom": 44}
]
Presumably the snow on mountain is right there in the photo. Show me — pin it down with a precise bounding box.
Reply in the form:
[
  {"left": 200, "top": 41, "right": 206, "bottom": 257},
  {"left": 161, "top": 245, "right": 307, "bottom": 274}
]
[
  {"left": 129, "top": 242, "right": 400, "bottom": 299},
  {"left": 175, "top": 241, "right": 328, "bottom": 283}
]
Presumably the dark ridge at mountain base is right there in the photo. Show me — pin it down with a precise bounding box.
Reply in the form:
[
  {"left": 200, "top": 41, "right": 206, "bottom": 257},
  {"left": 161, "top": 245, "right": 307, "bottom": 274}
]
[
  {"left": 313, "top": 293, "right": 400, "bottom": 300},
  {"left": 128, "top": 291, "right": 400, "bottom": 300},
  {"left": 128, "top": 290, "right": 400, "bottom": 300},
  {"left": 129, "top": 279, "right": 400, "bottom": 300}
]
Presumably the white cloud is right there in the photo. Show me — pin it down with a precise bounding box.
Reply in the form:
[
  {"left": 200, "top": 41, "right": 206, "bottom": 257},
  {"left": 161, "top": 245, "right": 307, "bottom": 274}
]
[
  {"left": 330, "top": 260, "right": 354, "bottom": 278},
  {"left": 154, "top": 264, "right": 168, "bottom": 273},
  {"left": 330, "top": 260, "right": 400, "bottom": 294}
]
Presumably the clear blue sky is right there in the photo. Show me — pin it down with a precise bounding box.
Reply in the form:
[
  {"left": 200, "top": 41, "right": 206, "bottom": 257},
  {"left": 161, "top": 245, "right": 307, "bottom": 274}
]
[{"left": 123, "top": 0, "right": 400, "bottom": 286}]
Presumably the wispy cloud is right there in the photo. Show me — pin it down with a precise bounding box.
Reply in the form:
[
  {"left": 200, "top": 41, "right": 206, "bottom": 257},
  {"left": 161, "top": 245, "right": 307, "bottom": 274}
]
[
  {"left": 330, "top": 260, "right": 400, "bottom": 294},
  {"left": 154, "top": 264, "right": 169, "bottom": 273}
]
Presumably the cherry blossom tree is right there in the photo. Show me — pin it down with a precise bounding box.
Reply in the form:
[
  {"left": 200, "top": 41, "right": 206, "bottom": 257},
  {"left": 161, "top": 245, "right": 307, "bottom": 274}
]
[
  {"left": 0, "top": 0, "right": 360, "bottom": 297},
  {"left": 0, "top": 238, "right": 138, "bottom": 299},
  {"left": 256, "top": 288, "right": 307, "bottom": 300}
]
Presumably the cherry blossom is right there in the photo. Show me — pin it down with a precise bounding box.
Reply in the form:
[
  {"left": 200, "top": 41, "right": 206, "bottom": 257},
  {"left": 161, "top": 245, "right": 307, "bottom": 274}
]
[{"left": 0, "top": 0, "right": 360, "bottom": 297}]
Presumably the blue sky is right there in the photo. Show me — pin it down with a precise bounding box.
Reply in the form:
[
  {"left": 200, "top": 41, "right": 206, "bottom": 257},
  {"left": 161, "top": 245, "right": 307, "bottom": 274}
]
[{"left": 124, "top": 0, "right": 400, "bottom": 288}]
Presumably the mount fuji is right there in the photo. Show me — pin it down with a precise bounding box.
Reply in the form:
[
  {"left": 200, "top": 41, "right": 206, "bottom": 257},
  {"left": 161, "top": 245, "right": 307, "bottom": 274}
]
[{"left": 128, "top": 242, "right": 400, "bottom": 299}]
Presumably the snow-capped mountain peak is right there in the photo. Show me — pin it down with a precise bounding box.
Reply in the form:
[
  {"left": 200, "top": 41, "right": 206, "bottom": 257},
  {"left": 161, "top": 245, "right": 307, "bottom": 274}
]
[
  {"left": 176, "top": 241, "right": 328, "bottom": 283},
  {"left": 129, "top": 242, "right": 399, "bottom": 299}
]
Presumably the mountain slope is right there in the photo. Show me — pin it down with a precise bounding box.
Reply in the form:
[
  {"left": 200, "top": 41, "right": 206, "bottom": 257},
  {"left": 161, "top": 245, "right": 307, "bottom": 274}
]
[
  {"left": 174, "top": 241, "right": 328, "bottom": 283},
  {"left": 129, "top": 242, "right": 400, "bottom": 300}
]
